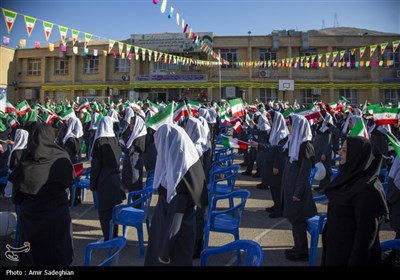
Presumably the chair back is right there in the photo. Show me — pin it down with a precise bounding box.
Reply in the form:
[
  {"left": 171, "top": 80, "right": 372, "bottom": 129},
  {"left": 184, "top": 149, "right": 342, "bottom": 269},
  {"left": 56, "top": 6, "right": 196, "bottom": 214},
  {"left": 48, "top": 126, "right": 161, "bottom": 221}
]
[
  {"left": 208, "top": 165, "right": 240, "bottom": 199},
  {"left": 381, "top": 239, "right": 400, "bottom": 251},
  {"left": 84, "top": 237, "right": 127, "bottom": 266},
  {"left": 200, "top": 239, "right": 263, "bottom": 266}
]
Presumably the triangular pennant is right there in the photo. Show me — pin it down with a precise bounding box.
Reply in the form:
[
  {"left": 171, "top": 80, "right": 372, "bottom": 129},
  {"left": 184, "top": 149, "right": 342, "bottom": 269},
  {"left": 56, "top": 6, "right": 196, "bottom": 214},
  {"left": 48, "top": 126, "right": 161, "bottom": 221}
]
[
  {"left": 43, "top": 21, "right": 53, "bottom": 41},
  {"left": 59, "top": 25, "right": 68, "bottom": 42},
  {"left": 380, "top": 42, "right": 388, "bottom": 55},
  {"left": 108, "top": 39, "right": 115, "bottom": 53},
  {"left": 84, "top": 33, "right": 92, "bottom": 48},
  {"left": 71, "top": 29, "right": 79, "bottom": 45},
  {"left": 49, "top": 43, "right": 54, "bottom": 52},
  {"left": 118, "top": 42, "right": 124, "bottom": 56},
  {"left": 331, "top": 51, "right": 338, "bottom": 62},
  {"left": 351, "top": 48, "right": 356, "bottom": 56},
  {"left": 142, "top": 48, "right": 146, "bottom": 61},
  {"left": 359, "top": 46, "right": 366, "bottom": 58},
  {"left": 393, "top": 40, "right": 400, "bottom": 53},
  {"left": 369, "top": 44, "right": 377, "bottom": 57},
  {"left": 160, "top": 0, "right": 168, "bottom": 13},
  {"left": 24, "top": 15, "right": 36, "bottom": 37},
  {"left": 2, "top": 9, "right": 17, "bottom": 33},
  {"left": 339, "top": 50, "right": 346, "bottom": 61}
]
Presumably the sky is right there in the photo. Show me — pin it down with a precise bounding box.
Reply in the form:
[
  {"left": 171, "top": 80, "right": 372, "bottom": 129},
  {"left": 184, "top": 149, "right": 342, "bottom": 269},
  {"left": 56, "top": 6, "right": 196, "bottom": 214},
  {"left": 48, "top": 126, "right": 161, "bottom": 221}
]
[{"left": 1, "top": 0, "right": 399, "bottom": 49}]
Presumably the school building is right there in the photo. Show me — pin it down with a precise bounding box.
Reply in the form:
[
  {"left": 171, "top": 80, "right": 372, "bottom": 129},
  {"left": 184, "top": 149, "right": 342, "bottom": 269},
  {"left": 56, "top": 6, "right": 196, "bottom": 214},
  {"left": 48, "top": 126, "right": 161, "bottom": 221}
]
[{"left": 1, "top": 27, "right": 400, "bottom": 106}]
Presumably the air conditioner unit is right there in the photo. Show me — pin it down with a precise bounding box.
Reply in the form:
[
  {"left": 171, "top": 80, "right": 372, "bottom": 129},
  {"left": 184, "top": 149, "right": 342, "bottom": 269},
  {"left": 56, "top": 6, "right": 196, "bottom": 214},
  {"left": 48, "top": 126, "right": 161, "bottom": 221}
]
[
  {"left": 259, "top": 69, "right": 271, "bottom": 78},
  {"left": 122, "top": 75, "right": 130, "bottom": 81},
  {"left": 396, "top": 70, "right": 400, "bottom": 78},
  {"left": 312, "top": 88, "right": 322, "bottom": 95}
]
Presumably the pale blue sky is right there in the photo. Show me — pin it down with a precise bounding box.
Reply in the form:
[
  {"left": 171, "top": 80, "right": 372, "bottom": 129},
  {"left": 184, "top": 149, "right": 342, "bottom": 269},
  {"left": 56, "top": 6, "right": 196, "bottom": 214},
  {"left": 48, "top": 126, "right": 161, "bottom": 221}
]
[{"left": 1, "top": 0, "right": 399, "bottom": 48}]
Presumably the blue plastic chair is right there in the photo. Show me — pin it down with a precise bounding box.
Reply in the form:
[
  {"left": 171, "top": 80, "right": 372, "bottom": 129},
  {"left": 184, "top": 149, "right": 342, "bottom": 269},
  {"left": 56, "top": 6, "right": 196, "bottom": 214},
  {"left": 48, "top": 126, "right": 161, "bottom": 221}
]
[
  {"left": 208, "top": 165, "right": 240, "bottom": 203},
  {"left": 306, "top": 214, "right": 327, "bottom": 266},
  {"left": 0, "top": 175, "right": 8, "bottom": 185},
  {"left": 200, "top": 239, "right": 264, "bottom": 266},
  {"left": 204, "top": 189, "right": 250, "bottom": 251},
  {"left": 70, "top": 167, "right": 98, "bottom": 210},
  {"left": 381, "top": 239, "right": 400, "bottom": 251},
  {"left": 108, "top": 170, "right": 155, "bottom": 257},
  {"left": 84, "top": 237, "right": 127, "bottom": 266}
]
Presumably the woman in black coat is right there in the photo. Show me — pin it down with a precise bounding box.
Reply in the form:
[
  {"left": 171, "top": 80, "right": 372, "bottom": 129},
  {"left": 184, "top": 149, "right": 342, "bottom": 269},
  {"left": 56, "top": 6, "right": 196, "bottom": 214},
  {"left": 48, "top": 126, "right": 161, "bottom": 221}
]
[
  {"left": 9, "top": 123, "right": 74, "bottom": 266},
  {"left": 281, "top": 114, "right": 317, "bottom": 261},
  {"left": 322, "top": 136, "right": 389, "bottom": 266}
]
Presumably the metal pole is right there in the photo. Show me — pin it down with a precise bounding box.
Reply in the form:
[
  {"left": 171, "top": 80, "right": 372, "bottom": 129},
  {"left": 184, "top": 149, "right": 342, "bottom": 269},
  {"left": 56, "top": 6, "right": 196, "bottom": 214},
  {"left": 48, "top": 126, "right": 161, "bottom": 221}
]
[{"left": 219, "top": 49, "right": 222, "bottom": 100}]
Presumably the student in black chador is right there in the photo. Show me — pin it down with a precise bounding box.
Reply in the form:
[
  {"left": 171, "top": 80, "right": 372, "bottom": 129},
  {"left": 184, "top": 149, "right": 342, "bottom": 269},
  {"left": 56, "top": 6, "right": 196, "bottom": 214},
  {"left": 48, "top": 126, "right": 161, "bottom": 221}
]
[{"left": 322, "top": 136, "right": 389, "bottom": 266}]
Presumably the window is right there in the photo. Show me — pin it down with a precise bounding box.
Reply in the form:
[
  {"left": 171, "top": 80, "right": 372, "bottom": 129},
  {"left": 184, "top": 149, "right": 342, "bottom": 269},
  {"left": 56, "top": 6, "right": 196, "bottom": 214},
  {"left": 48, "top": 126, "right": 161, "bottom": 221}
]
[
  {"left": 55, "top": 58, "right": 69, "bottom": 75},
  {"left": 339, "top": 89, "right": 358, "bottom": 105},
  {"left": 384, "top": 89, "right": 399, "bottom": 104},
  {"left": 259, "top": 48, "right": 276, "bottom": 67},
  {"left": 153, "top": 61, "right": 166, "bottom": 72},
  {"left": 382, "top": 48, "right": 400, "bottom": 68},
  {"left": 338, "top": 49, "right": 356, "bottom": 69},
  {"left": 27, "top": 58, "right": 41, "bottom": 76},
  {"left": 114, "top": 56, "right": 130, "bottom": 73},
  {"left": 259, "top": 88, "right": 277, "bottom": 104},
  {"left": 84, "top": 56, "right": 99, "bottom": 73},
  {"left": 301, "top": 89, "right": 320, "bottom": 104},
  {"left": 221, "top": 49, "right": 238, "bottom": 69}
]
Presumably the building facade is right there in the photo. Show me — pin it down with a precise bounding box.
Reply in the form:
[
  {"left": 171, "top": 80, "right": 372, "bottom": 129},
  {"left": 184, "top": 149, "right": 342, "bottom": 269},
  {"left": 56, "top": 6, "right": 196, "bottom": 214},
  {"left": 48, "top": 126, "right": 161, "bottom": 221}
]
[{"left": 2, "top": 28, "right": 400, "bottom": 106}]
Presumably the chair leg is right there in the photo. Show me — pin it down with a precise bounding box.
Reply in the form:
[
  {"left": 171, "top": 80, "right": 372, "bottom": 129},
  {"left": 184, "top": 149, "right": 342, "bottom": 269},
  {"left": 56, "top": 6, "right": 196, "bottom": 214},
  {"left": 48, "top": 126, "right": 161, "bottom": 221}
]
[
  {"left": 309, "top": 231, "right": 319, "bottom": 267},
  {"left": 70, "top": 187, "right": 76, "bottom": 210},
  {"left": 137, "top": 226, "right": 145, "bottom": 257},
  {"left": 82, "top": 188, "right": 87, "bottom": 201},
  {"left": 234, "top": 230, "right": 241, "bottom": 265},
  {"left": 92, "top": 192, "right": 98, "bottom": 210},
  {"left": 203, "top": 226, "right": 210, "bottom": 249}
]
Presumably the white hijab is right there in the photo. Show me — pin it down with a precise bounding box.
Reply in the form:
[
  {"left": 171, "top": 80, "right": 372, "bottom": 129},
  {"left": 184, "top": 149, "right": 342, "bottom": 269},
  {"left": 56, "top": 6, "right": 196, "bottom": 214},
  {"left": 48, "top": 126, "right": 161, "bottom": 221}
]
[
  {"left": 126, "top": 116, "right": 147, "bottom": 149},
  {"left": 287, "top": 114, "right": 313, "bottom": 163},
  {"left": 62, "top": 116, "right": 84, "bottom": 144},
  {"left": 198, "top": 116, "right": 211, "bottom": 148},
  {"left": 8, "top": 129, "right": 29, "bottom": 167},
  {"left": 318, "top": 112, "right": 334, "bottom": 133},
  {"left": 89, "top": 111, "right": 100, "bottom": 131},
  {"left": 108, "top": 109, "right": 120, "bottom": 123},
  {"left": 153, "top": 123, "right": 199, "bottom": 203},
  {"left": 123, "top": 107, "right": 134, "bottom": 123},
  {"left": 257, "top": 114, "right": 271, "bottom": 132},
  {"left": 184, "top": 117, "right": 208, "bottom": 156},
  {"left": 269, "top": 111, "right": 289, "bottom": 146}
]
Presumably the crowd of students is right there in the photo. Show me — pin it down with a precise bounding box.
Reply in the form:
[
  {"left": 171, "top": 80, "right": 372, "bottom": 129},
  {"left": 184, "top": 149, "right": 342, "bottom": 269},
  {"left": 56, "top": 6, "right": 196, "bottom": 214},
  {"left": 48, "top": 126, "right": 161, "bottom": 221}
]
[{"left": 0, "top": 96, "right": 399, "bottom": 266}]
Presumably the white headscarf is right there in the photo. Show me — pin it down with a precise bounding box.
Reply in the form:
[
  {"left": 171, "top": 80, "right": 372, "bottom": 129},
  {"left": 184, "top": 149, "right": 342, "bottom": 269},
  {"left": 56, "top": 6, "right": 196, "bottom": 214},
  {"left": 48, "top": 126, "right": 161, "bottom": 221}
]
[
  {"left": 123, "top": 107, "right": 134, "bottom": 123},
  {"left": 184, "top": 117, "right": 208, "bottom": 156},
  {"left": 8, "top": 129, "right": 29, "bottom": 167},
  {"left": 108, "top": 109, "right": 120, "bottom": 123},
  {"left": 89, "top": 111, "right": 100, "bottom": 131},
  {"left": 198, "top": 116, "right": 211, "bottom": 144},
  {"left": 318, "top": 112, "right": 334, "bottom": 133},
  {"left": 269, "top": 111, "right": 289, "bottom": 146},
  {"left": 389, "top": 156, "right": 400, "bottom": 191},
  {"left": 287, "top": 114, "right": 313, "bottom": 163},
  {"left": 126, "top": 116, "right": 147, "bottom": 149},
  {"left": 199, "top": 108, "right": 211, "bottom": 123},
  {"left": 62, "top": 116, "right": 84, "bottom": 144},
  {"left": 153, "top": 123, "right": 199, "bottom": 203},
  {"left": 257, "top": 114, "right": 271, "bottom": 132},
  {"left": 93, "top": 116, "right": 115, "bottom": 142},
  {"left": 208, "top": 108, "right": 217, "bottom": 124}
]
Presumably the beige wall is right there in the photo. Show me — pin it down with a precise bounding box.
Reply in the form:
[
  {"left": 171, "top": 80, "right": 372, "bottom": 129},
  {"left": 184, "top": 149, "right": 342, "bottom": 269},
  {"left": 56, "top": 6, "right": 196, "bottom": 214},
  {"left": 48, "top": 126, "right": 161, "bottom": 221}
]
[{"left": 0, "top": 46, "right": 16, "bottom": 102}]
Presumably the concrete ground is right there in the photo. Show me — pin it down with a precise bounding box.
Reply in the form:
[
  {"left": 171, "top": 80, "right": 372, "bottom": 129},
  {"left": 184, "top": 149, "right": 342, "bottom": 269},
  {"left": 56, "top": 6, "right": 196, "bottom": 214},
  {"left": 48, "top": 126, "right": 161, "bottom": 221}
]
[{"left": 0, "top": 153, "right": 396, "bottom": 268}]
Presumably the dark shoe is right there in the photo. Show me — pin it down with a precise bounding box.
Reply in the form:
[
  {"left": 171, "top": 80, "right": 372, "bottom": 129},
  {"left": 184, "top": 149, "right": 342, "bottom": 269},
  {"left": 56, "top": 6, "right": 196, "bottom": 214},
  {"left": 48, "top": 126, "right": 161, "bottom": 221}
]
[
  {"left": 241, "top": 171, "right": 252, "bottom": 176},
  {"left": 256, "top": 183, "right": 268, "bottom": 190},
  {"left": 268, "top": 211, "right": 282, "bottom": 218},
  {"left": 285, "top": 253, "right": 309, "bottom": 262},
  {"left": 252, "top": 173, "right": 261, "bottom": 178},
  {"left": 284, "top": 248, "right": 295, "bottom": 255},
  {"left": 265, "top": 206, "right": 275, "bottom": 213}
]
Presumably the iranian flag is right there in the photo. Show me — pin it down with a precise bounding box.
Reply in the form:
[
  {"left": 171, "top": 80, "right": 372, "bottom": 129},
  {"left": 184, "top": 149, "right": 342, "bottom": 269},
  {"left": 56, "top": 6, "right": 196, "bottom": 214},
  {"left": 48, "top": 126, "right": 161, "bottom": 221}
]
[
  {"left": 60, "top": 107, "right": 75, "bottom": 120},
  {"left": 373, "top": 107, "right": 399, "bottom": 126},
  {"left": 229, "top": 98, "right": 246, "bottom": 118},
  {"left": 5, "top": 102, "right": 17, "bottom": 114},
  {"left": 2, "top": 9, "right": 17, "bottom": 33},
  {"left": 233, "top": 121, "right": 242, "bottom": 134},
  {"left": 187, "top": 100, "right": 201, "bottom": 116},
  {"left": 131, "top": 103, "right": 145, "bottom": 118},
  {"left": 173, "top": 101, "right": 189, "bottom": 123},
  {"left": 16, "top": 100, "right": 31, "bottom": 116},
  {"left": 295, "top": 104, "right": 321, "bottom": 120},
  {"left": 146, "top": 102, "right": 174, "bottom": 131},
  {"left": 84, "top": 33, "right": 92, "bottom": 48},
  {"left": 59, "top": 25, "right": 68, "bottom": 42},
  {"left": 387, "top": 131, "right": 400, "bottom": 158},
  {"left": 78, "top": 100, "right": 90, "bottom": 111},
  {"left": 7, "top": 115, "right": 19, "bottom": 129},
  {"left": 221, "top": 135, "right": 248, "bottom": 150},
  {"left": 348, "top": 118, "right": 369, "bottom": 139},
  {"left": 43, "top": 21, "right": 53, "bottom": 41},
  {"left": 24, "top": 15, "right": 36, "bottom": 37},
  {"left": 41, "top": 112, "right": 57, "bottom": 125}
]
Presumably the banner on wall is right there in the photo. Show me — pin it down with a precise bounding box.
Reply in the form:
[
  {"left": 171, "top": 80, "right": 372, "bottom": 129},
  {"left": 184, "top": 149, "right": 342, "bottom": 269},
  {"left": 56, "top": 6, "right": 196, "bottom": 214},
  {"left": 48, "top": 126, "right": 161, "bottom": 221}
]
[{"left": 130, "top": 32, "right": 213, "bottom": 53}]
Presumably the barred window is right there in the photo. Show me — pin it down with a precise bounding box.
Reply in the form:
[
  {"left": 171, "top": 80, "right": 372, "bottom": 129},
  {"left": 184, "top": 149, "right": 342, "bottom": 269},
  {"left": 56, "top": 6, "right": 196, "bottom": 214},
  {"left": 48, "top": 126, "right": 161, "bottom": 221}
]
[{"left": 27, "top": 58, "right": 41, "bottom": 76}]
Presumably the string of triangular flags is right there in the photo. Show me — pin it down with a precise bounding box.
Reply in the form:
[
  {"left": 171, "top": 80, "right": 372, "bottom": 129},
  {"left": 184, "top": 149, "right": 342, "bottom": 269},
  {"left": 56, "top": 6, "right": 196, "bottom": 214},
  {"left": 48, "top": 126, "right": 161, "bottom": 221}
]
[
  {"left": 2, "top": 8, "right": 221, "bottom": 67},
  {"left": 152, "top": 0, "right": 228, "bottom": 66}
]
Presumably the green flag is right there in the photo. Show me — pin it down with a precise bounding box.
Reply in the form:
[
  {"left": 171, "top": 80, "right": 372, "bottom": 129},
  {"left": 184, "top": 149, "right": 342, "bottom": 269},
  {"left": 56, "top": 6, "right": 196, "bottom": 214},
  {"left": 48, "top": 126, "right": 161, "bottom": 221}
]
[{"left": 387, "top": 131, "right": 400, "bottom": 158}]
